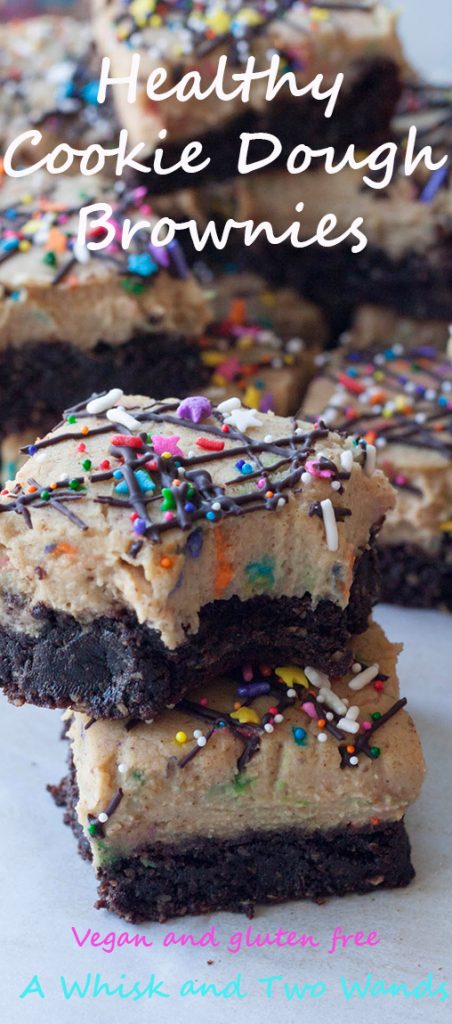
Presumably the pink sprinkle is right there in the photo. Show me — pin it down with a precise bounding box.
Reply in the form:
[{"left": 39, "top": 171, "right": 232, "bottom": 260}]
[
  {"left": 305, "top": 459, "right": 333, "bottom": 479},
  {"left": 302, "top": 702, "right": 317, "bottom": 719},
  {"left": 199, "top": 697, "right": 208, "bottom": 706},
  {"left": 257, "top": 478, "right": 266, "bottom": 489},
  {"left": 362, "top": 721, "right": 372, "bottom": 731},
  {"left": 394, "top": 474, "right": 407, "bottom": 486},
  {"left": 77, "top": 443, "right": 86, "bottom": 452},
  {"left": 164, "top": 511, "right": 175, "bottom": 522}
]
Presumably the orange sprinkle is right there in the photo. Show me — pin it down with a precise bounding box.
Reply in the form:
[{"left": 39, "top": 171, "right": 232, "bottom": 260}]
[
  {"left": 171, "top": 479, "right": 181, "bottom": 487},
  {"left": 52, "top": 542, "right": 77, "bottom": 557},
  {"left": 214, "top": 528, "right": 234, "bottom": 598},
  {"left": 346, "top": 745, "right": 355, "bottom": 754},
  {"left": 317, "top": 719, "right": 326, "bottom": 728},
  {"left": 27, "top": 485, "right": 37, "bottom": 494},
  {"left": 81, "top": 425, "right": 89, "bottom": 436},
  {"left": 160, "top": 556, "right": 173, "bottom": 570},
  {"left": 229, "top": 298, "right": 246, "bottom": 325},
  {"left": 265, "top": 490, "right": 274, "bottom": 499},
  {"left": 370, "top": 817, "right": 381, "bottom": 826},
  {"left": 50, "top": 483, "right": 58, "bottom": 490},
  {"left": 45, "top": 227, "right": 67, "bottom": 254}
]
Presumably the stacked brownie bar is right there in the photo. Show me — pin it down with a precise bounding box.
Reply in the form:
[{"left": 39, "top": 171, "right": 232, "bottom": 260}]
[
  {"left": 0, "top": 389, "right": 425, "bottom": 918},
  {"left": 301, "top": 342, "right": 452, "bottom": 608}
]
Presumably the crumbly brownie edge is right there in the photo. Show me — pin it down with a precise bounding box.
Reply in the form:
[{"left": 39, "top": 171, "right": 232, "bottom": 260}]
[
  {"left": 0, "top": 332, "right": 206, "bottom": 438},
  {"left": 378, "top": 537, "right": 452, "bottom": 610},
  {"left": 1, "top": 546, "right": 380, "bottom": 719},
  {"left": 49, "top": 763, "right": 415, "bottom": 924}
]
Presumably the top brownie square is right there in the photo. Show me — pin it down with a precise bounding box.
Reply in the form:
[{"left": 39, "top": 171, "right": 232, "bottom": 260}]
[{"left": 0, "top": 390, "right": 394, "bottom": 719}]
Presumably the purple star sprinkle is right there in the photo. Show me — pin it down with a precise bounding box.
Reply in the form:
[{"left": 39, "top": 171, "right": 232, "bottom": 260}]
[{"left": 176, "top": 396, "right": 212, "bottom": 424}]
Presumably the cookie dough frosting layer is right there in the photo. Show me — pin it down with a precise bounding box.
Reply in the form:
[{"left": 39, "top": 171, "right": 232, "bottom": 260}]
[
  {"left": 0, "top": 391, "right": 394, "bottom": 716},
  {"left": 0, "top": 15, "right": 115, "bottom": 158},
  {"left": 0, "top": 173, "right": 208, "bottom": 350},
  {"left": 301, "top": 344, "right": 452, "bottom": 606},
  {"left": 56, "top": 621, "right": 424, "bottom": 919},
  {"left": 92, "top": 0, "right": 405, "bottom": 149}
]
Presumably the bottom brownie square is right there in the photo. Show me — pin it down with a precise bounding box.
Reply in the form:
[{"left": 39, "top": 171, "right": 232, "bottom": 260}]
[{"left": 51, "top": 620, "right": 424, "bottom": 922}]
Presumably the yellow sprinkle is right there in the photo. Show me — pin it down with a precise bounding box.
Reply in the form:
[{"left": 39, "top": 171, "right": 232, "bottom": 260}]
[
  {"left": 230, "top": 707, "right": 260, "bottom": 725},
  {"left": 175, "top": 731, "right": 187, "bottom": 745},
  {"left": 205, "top": 11, "right": 231, "bottom": 34},
  {"left": 212, "top": 373, "right": 228, "bottom": 387},
  {"left": 201, "top": 351, "right": 226, "bottom": 368},
  {"left": 19, "top": 240, "right": 31, "bottom": 252},
  {"left": 243, "top": 385, "right": 261, "bottom": 410},
  {"left": 237, "top": 334, "right": 254, "bottom": 351},
  {"left": 310, "top": 8, "right": 330, "bottom": 21},
  {"left": 275, "top": 665, "right": 309, "bottom": 688},
  {"left": 162, "top": 452, "right": 172, "bottom": 459}
]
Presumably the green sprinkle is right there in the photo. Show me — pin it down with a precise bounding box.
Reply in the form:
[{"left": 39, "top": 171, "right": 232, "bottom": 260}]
[
  {"left": 121, "top": 278, "right": 145, "bottom": 295},
  {"left": 82, "top": 459, "right": 92, "bottom": 471},
  {"left": 371, "top": 711, "right": 382, "bottom": 721},
  {"left": 161, "top": 487, "right": 176, "bottom": 511},
  {"left": 369, "top": 746, "right": 381, "bottom": 758},
  {"left": 40, "top": 490, "right": 51, "bottom": 502},
  {"left": 43, "top": 251, "right": 57, "bottom": 266},
  {"left": 69, "top": 479, "right": 82, "bottom": 491},
  {"left": 87, "top": 822, "right": 97, "bottom": 836},
  {"left": 67, "top": 414, "right": 77, "bottom": 425}
]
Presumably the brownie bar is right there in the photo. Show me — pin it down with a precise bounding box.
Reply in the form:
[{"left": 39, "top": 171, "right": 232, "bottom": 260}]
[
  {"left": 53, "top": 761, "right": 415, "bottom": 922},
  {"left": 300, "top": 343, "right": 452, "bottom": 609},
  {"left": 0, "top": 333, "right": 206, "bottom": 439},
  {"left": 378, "top": 536, "right": 452, "bottom": 610},
  {"left": 50, "top": 621, "right": 424, "bottom": 921},
  {"left": 0, "top": 394, "right": 394, "bottom": 718},
  {"left": 0, "top": 546, "right": 379, "bottom": 718}
]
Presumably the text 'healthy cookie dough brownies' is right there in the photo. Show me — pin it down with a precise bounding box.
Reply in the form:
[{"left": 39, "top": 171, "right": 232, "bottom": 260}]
[
  {"left": 51, "top": 621, "right": 425, "bottom": 922},
  {"left": 301, "top": 344, "right": 452, "bottom": 608},
  {"left": 0, "top": 391, "right": 394, "bottom": 719},
  {"left": 0, "top": 173, "right": 209, "bottom": 440},
  {"left": 92, "top": 0, "right": 405, "bottom": 188}
]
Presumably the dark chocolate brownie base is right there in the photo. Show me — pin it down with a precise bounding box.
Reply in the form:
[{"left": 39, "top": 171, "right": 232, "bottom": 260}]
[
  {"left": 136, "top": 58, "right": 401, "bottom": 194},
  {"left": 1, "top": 546, "right": 380, "bottom": 719},
  {"left": 378, "top": 537, "right": 452, "bottom": 610},
  {"left": 0, "top": 332, "right": 205, "bottom": 438},
  {"left": 50, "top": 766, "right": 415, "bottom": 923}
]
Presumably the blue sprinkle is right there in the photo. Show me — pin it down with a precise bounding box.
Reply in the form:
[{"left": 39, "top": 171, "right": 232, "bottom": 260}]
[
  {"left": 113, "top": 469, "right": 123, "bottom": 480},
  {"left": 292, "top": 726, "right": 307, "bottom": 747},
  {"left": 127, "top": 253, "right": 158, "bottom": 277},
  {"left": 4, "top": 208, "right": 17, "bottom": 220},
  {"left": 384, "top": 348, "right": 396, "bottom": 361},
  {"left": 28, "top": 445, "right": 37, "bottom": 456},
  {"left": 0, "top": 238, "right": 19, "bottom": 253},
  {"left": 134, "top": 518, "right": 147, "bottom": 535},
  {"left": 346, "top": 368, "right": 358, "bottom": 378},
  {"left": 10, "top": 290, "right": 22, "bottom": 301},
  {"left": 114, "top": 481, "right": 129, "bottom": 495},
  {"left": 235, "top": 459, "right": 245, "bottom": 470},
  {"left": 81, "top": 80, "right": 101, "bottom": 105},
  {"left": 438, "top": 395, "right": 448, "bottom": 407},
  {"left": 237, "top": 682, "right": 271, "bottom": 699},
  {"left": 184, "top": 502, "right": 195, "bottom": 513},
  {"left": 240, "top": 463, "right": 253, "bottom": 475},
  {"left": 186, "top": 527, "right": 203, "bottom": 559},
  {"left": 135, "top": 469, "right": 155, "bottom": 493},
  {"left": 206, "top": 511, "right": 216, "bottom": 521}
]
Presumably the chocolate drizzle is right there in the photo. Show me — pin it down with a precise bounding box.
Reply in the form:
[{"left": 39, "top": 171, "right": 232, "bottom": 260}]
[{"left": 1, "top": 395, "right": 361, "bottom": 545}]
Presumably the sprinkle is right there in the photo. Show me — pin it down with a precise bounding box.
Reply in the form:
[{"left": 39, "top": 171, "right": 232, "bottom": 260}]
[
  {"left": 197, "top": 735, "right": 207, "bottom": 747},
  {"left": 217, "top": 397, "right": 241, "bottom": 414},
  {"left": 264, "top": 723, "right": 274, "bottom": 733},
  {"left": 224, "top": 406, "right": 262, "bottom": 432},
  {"left": 230, "top": 707, "right": 260, "bottom": 725},
  {"left": 106, "top": 407, "right": 142, "bottom": 431},
  {"left": 175, "top": 731, "right": 188, "bottom": 745},
  {"left": 118, "top": 764, "right": 127, "bottom": 774},
  {"left": 98, "top": 812, "right": 109, "bottom": 824},
  {"left": 340, "top": 449, "right": 354, "bottom": 473},
  {"left": 196, "top": 437, "right": 225, "bottom": 451},
  {"left": 305, "top": 666, "right": 330, "bottom": 689},
  {"left": 160, "top": 556, "right": 173, "bottom": 569},
  {"left": 348, "top": 663, "right": 380, "bottom": 691},
  {"left": 369, "top": 746, "right": 381, "bottom": 758},
  {"left": 317, "top": 732, "right": 328, "bottom": 743},
  {"left": 292, "top": 726, "right": 307, "bottom": 746},
  {"left": 177, "top": 396, "right": 212, "bottom": 423},
  {"left": 364, "top": 443, "right": 377, "bottom": 476},
  {"left": 275, "top": 665, "right": 308, "bottom": 688},
  {"left": 87, "top": 389, "right": 124, "bottom": 415},
  {"left": 320, "top": 498, "right": 339, "bottom": 552}
]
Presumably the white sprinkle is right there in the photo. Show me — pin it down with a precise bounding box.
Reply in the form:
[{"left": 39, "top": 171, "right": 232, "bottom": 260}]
[
  {"left": 326, "top": 712, "right": 334, "bottom": 721},
  {"left": 364, "top": 443, "right": 377, "bottom": 476},
  {"left": 376, "top": 437, "right": 387, "bottom": 448},
  {"left": 145, "top": 718, "right": 154, "bottom": 725},
  {"left": 318, "top": 687, "right": 347, "bottom": 716},
  {"left": 117, "top": 763, "right": 127, "bottom": 774},
  {"left": 337, "top": 717, "right": 360, "bottom": 734},
  {"left": 197, "top": 736, "right": 207, "bottom": 747},
  {"left": 340, "top": 449, "right": 354, "bottom": 473},
  {"left": 87, "top": 389, "right": 123, "bottom": 415},
  {"left": 277, "top": 497, "right": 286, "bottom": 508},
  {"left": 349, "top": 756, "right": 359, "bottom": 766},
  {"left": 106, "top": 406, "right": 142, "bottom": 431},
  {"left": 301, "top": 472, "right": 311, "bottom": 485},
  {"left": 317, "top": 695, "right": 325, "bottom": 703},
  {"left": 425, "top": 389, "right": 436, "bottom": 401},
  {"left": 211, "top": 502, "right": 221, "bottom": 511},
  {"left": 320, "top": 498, "right": 338, "bottom": 552},
  {"left": 287, "top": 688, "right": 296, "bottom": 698},
  {"left": 264, "top": 723, "right": 274, "bottom": 733},
  {"left": 348, "top": 663, "right": 380, "bottom": 692},
  {"left": 415, "top": 413, "right": 427, "bottom": 425},
  {"left": 305, "top": 666, "right": 331, "bottom": 689},
  {"left": 274, "top": 713, "right": 284, "bottom": 724},
  {"left": 287, "top": 337, "right": 305, "bottom": 353},
  {"left": 317, "top": 732, "right": 328, "bottom": 743},
  {"left": 352, "top": 662, "right": 362, "bottom": 673},
  {"left": 264, "top": 434, "right": 273, "bottom": 443},
  {"left": 345, "top": 705, "right": 360, "bottom": 722},
  {"left": 193, "top": 729, "right": 203, "bottom": 739},
  {"left": 98, "top": 812, "right": 109, "bottom": 824},
  {"left": 331, "top": 480, "right": 341, "bottom": 491},
  {"left": 217, "top": 396, "right": 241, "bottom": 413},
  {"left": 73, "top": 240, "right": 91, "bottom": 264}
]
